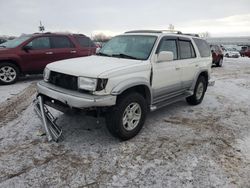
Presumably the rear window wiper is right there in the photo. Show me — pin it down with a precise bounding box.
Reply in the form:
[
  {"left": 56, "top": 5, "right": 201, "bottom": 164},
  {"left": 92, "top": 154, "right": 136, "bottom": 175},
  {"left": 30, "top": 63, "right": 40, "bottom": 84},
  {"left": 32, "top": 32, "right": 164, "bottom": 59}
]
[{"left": 112, "top": 53, "right": 139, "bottom": 60}]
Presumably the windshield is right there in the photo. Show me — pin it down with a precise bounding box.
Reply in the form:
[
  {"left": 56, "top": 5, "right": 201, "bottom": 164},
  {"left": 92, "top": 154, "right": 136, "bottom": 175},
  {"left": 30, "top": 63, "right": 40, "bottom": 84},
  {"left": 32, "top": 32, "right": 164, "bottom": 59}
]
[
  {"left": 98, "top": 35, "right": 157, "bottom": 60},
  {"left": 0, "top": 35, "right": 31, "bottom": 48}
]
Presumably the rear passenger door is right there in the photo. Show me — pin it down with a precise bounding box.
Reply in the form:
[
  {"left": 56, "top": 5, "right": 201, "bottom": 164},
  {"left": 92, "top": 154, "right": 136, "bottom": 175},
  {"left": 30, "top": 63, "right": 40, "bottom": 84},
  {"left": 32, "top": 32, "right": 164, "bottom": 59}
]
[
  {"left": 49, "top": 36, "right": 78, "bottom": 62},
  {"left": 177, "top": 37, "right": 198, "bottom": 90}
]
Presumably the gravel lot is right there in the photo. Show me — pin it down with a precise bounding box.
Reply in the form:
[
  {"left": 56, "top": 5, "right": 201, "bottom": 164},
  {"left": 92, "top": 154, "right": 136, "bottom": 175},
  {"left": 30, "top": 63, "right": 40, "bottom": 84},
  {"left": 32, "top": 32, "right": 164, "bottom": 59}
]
[{"left": 0, "top": 58, "right": 250, "bottom": 187}]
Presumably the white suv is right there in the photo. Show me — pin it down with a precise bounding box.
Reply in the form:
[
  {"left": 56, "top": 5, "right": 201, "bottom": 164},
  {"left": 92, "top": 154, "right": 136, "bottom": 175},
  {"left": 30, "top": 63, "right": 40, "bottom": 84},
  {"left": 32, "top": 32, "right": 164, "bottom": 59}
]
[{"left": 37, "top": 30, "right": 212, "bottom": 140}]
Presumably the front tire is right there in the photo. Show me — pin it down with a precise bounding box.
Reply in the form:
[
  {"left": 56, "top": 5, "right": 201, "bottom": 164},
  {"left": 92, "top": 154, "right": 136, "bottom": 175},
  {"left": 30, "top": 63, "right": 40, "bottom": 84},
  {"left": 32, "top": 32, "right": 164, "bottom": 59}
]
[
  {"left": 0, "top": 63, "right": 19, "bottom": 85},
  {"left": 186, "top": 76, "right": 207, "bottom": 105},
  {"left": 106, "top": 92, "right": 147, "bottom": 140}
]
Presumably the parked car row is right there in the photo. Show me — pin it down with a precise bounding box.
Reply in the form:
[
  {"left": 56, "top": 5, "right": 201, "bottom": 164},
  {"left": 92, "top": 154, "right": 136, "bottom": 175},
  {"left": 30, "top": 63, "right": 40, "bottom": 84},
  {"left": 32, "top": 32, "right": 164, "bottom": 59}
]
[
  {"left": 224, "top": 48, "right": 240, "bottom": 58},
  {"left": 210, "top": 44, "right": 250, "bottom": 68},
  {"left": 0, "top": 32, "right": 96, "bottom": 84}
]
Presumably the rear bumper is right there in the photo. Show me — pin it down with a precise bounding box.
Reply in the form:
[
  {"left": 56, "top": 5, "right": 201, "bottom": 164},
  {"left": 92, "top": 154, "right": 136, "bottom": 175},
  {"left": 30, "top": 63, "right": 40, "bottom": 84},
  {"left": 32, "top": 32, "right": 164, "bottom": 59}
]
[{"left": 37, "top": 81, "right": 116, "bottom": 109}]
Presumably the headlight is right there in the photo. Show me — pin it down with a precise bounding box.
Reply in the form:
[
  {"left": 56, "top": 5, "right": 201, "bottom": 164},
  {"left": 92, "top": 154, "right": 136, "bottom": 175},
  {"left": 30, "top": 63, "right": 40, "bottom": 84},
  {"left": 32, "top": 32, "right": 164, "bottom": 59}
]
[
  {"left": 43, "top": 68, "right": 50, "bottom": 82},
  {"left": 78, "top": 77, "right": 97, "bottom": 91}
]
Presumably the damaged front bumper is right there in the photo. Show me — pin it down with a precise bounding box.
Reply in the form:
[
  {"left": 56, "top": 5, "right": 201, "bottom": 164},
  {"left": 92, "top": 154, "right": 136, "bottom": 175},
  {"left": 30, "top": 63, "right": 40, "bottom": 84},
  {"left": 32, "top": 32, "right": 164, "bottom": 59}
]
[{"left": 37, "top": 81, "right": 117, "bottom": 110}]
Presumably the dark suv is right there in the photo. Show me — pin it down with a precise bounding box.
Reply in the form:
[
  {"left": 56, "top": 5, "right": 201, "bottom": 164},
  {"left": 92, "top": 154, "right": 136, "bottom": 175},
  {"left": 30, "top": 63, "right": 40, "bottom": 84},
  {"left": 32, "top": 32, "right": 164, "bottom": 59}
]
[
  {"left": 0, "top": 33, "right": 96, "bottom": 85},
  {"left": 210, "top": 45, "right": 223, "bottom": 67}
]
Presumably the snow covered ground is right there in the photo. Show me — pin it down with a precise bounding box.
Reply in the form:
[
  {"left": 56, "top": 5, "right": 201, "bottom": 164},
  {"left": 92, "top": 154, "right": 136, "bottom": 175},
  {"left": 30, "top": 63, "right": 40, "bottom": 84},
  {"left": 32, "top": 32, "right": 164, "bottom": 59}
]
[
  {"left": 0, "top": 75, "right": 42, "bottom": 103},
  {"left": 0, "top": 57, "right": 250, "bottom": 187}
]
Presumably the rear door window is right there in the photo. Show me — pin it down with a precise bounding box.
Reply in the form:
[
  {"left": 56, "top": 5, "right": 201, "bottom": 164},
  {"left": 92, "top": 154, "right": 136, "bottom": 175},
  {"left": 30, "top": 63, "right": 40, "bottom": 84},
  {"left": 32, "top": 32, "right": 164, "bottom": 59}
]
[
  {"left": 179, "top": 40, "right": 196, "bottom": 59},
  {"left": 50, "top": 36, "right": 75, "bottom": 49}
]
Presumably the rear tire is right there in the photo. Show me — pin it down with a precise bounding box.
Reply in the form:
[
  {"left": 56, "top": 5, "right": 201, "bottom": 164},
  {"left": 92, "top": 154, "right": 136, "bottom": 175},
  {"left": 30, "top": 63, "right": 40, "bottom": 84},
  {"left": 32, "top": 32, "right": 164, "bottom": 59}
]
[
  {"left": 186, "top": 76, "right": 207, "bottom": 105},
  {"left": 105, "top": 92, "right": 147, "bottom": 140},
  {"left": 0, "top": 63, "right": 19, "bottom": 85}
]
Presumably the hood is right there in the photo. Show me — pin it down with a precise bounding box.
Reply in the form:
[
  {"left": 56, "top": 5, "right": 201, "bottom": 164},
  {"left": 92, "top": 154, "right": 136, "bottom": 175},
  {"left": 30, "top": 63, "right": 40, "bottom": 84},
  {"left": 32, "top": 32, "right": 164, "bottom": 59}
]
[
  {"left": 0, "top": 48, "right": 13, "bottom": 54},
  {"left": 47, "top": 55, "right": 147, "bottom": 78}
]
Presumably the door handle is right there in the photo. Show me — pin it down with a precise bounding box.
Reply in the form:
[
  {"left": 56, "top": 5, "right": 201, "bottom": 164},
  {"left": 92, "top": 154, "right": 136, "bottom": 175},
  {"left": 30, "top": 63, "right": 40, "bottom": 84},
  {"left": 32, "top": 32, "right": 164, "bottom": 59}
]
[
  {"left": 176, "top": 67, "right": 181, "bottom": 70},
  {"left": 195, "top": 64, "right": 199, "bottom": 67},
  {"left": 45, "top": 52, "right": 53, "bottom": 55},
  {"left": 70, "top": 50, "right": 77, "bottom": 54}
]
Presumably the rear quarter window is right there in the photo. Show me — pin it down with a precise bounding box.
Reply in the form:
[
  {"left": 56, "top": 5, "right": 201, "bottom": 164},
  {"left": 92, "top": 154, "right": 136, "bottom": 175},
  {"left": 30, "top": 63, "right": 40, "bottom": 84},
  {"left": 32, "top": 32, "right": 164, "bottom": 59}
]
[
  {"left": 75, "top": 36, "right": 95, "bottom": 48},
  {"left": 193, "top": 38, "right": 211, "bottom": 57}
]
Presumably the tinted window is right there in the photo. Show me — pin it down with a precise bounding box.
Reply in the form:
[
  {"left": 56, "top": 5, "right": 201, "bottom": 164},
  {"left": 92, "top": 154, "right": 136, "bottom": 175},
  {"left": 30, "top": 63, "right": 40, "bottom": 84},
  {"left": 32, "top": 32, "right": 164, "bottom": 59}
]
[
  {"left": 179, "top": 40, "right": 196, "bottom": 59},
  {"left": 50, "top": 36, "right": 74, "bottom": 48},
  {"left": 158, "top": 40, "right": 178, "bottom": 60},
  {"left": 193, "top": 38, "right": 211, "bottom": 57},
  {"left": 76, "top": 36, "right": 95, "bottom": 47},
  {"left": 27, "top": 37, "right": 50, "bottom": 49}
]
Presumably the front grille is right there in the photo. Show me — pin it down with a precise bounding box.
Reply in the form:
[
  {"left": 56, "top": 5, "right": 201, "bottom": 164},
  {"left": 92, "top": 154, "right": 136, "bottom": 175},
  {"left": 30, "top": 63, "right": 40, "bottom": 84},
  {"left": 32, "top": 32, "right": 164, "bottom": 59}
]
[{"left": 49, "top": 71, "right": 78, "bottom": 91}]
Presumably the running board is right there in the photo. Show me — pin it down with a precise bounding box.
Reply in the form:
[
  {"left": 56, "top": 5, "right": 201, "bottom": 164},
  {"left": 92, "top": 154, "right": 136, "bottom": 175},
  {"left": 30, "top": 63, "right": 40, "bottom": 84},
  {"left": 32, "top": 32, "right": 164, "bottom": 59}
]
[{"left": 150, "top": 92, "right": 192, "bottom": 112}]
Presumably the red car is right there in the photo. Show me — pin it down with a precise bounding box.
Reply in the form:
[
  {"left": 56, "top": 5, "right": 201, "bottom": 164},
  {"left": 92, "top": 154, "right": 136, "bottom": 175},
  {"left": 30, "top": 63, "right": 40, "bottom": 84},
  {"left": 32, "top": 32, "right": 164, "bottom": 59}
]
[
  {"left": 243, "top": 47, "right": 250, "bottom": 58},
  {"left": 0, "top": 33, "right": 96, "bottom": 85},
  {"left": 210, "top": 45, "right": 224, "bottom": 67}
]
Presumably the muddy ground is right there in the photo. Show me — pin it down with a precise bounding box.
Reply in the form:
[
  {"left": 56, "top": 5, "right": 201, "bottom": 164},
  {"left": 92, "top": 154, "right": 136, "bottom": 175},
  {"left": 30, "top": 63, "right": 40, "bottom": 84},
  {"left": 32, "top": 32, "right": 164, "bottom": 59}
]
[{"left": 0, "top": 58, "right": 250, "bottom": 187}]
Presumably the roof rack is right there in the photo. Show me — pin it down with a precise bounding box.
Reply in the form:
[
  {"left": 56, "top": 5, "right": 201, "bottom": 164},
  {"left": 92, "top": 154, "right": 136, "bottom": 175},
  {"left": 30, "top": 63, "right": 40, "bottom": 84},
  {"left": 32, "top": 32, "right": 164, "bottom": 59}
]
[
  {"left": 33, "top": 32, "right": 52, "bottom": 34},
  {"left": 182, "top": 33, "right": 200, "bottom": 37},
  {"left": 160, "top": 30, "right": 183, "bottom": 34},
  {"left": 125, "top": 30, "right": 162, "bottom": 34},
  {"left": 125, "top": 30, "right": 183, "bottom": 34},
  {"left": 125, "top": 30, "right": 200, "bottom": 37}
]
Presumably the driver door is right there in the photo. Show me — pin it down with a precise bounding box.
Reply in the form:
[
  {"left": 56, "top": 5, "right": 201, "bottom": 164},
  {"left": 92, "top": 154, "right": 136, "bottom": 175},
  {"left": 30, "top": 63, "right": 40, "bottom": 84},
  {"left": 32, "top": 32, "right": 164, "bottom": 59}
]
[
  {"left": 19, "top": 36, "right": 54, "bottom": 73},
  {"left": 152, "top": 37, "right": 182, "bottom": 103}
]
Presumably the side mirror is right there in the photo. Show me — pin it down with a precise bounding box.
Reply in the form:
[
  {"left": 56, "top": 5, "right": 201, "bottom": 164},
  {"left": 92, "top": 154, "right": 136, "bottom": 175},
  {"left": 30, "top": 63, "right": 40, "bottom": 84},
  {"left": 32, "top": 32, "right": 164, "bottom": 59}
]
[
  {"left": 22, "top": 45, "right": 32, "bottom": 52},
  {"left": 157, "top": 51, "right": 174, "bottom": 62}
]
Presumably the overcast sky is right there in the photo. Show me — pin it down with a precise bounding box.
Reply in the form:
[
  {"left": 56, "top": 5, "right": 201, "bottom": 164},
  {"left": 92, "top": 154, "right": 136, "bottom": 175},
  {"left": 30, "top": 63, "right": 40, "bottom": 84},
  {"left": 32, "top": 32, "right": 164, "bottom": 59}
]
[{"left": 0, "top": 0, "right": 250, "bottom": 37}]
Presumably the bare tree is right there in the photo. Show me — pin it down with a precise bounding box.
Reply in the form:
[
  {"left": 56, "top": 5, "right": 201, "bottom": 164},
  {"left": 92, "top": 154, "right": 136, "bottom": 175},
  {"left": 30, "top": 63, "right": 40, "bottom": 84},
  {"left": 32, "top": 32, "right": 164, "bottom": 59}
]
[
  {"left": 168, "top": 24, "right": 175, "bottom": 31},
  {"left": 199, "top": 32, "right": 210, "bottom": 38},
  {"left": 92, "top": 33, "right": 112, "bottom": 42}
]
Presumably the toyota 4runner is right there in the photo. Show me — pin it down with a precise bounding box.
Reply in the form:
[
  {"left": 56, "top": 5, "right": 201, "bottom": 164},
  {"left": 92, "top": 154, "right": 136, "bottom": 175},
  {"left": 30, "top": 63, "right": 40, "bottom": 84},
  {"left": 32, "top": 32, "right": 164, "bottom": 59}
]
[{"left": 37, "top": 30, "right": 213, "bottom": 140}]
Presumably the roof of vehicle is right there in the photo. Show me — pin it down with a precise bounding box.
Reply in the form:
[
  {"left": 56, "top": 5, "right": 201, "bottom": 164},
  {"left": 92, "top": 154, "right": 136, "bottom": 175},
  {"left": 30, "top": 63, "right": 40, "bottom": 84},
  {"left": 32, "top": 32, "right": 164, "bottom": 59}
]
[
  {"left": 124, "top": 30, "right": 201, "bottom": 39},
  {"left": 23, "top": 32, "right": 88, "bottom": 37}
]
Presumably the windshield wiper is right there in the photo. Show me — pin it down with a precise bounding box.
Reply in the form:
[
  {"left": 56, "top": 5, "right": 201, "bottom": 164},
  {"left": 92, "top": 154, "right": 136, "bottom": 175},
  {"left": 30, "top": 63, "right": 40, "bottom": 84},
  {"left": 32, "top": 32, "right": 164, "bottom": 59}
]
[
  {"left": 96, "top": 52, "right": 111, "bottom": 57},
  {"left": 112, "top": 53, "right": 139, "bottom": 60},
  {"left": 0, "top": 45, "right": 6, "bottom": 48}
]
